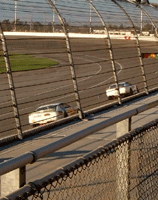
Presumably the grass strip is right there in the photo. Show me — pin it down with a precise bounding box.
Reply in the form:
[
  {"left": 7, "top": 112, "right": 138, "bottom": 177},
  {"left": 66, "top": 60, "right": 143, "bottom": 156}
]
[{"left": 0, "top": 53, "right": 58, "bottom": 73}]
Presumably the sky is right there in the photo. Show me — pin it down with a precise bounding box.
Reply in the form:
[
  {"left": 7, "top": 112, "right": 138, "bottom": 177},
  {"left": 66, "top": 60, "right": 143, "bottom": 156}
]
[
  {"left": 151, "top": 0, "right": 158, "bottom": 2},
  {"left": 1, "top": 0, "right": 158, "bottom": 26}
]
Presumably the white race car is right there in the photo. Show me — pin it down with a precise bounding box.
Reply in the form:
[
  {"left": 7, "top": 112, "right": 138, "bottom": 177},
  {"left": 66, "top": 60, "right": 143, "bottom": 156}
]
[
  {"left": 29, "top": 102, "right": 78, "bottom": 127},
  {"left": 106, "top": 82, "right": 139, "bottom": 100}
]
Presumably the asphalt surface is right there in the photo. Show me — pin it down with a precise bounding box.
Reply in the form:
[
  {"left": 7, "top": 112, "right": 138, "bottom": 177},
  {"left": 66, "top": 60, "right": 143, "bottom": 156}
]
[
  {"left": 0, "top": 91, "right": 158, "bottom": 188},
  {"left": 0, "top": 37, "right": 158, "bottom": 138}
]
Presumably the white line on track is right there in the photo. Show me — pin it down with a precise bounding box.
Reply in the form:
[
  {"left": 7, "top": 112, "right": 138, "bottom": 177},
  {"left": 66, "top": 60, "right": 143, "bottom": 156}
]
[
  {"left": 0, "top": 55, "right": 123, "bottom": 117},
  {"left": 0, "top": 56, "right": 102, "bottom": 107},
  {"left": 28, "top": 55, "right": 123, "bottom": 106},
  {"left": 88, "top": 61, "right": 122, "bottom": 89}
]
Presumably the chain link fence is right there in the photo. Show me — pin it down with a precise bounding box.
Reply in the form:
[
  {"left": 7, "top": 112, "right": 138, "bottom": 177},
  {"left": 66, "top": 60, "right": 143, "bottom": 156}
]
[
  {"left": 1, "top": 118, "right": 157, "bottom": 200},
  {"left": 0, "top": 0, "right": 158, "bottom": 139}
]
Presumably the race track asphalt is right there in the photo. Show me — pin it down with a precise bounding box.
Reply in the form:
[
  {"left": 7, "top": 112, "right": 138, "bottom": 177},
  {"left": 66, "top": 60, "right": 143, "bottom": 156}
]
[{"left": 0, "top": 36, "right": 158, "bottom": 138}]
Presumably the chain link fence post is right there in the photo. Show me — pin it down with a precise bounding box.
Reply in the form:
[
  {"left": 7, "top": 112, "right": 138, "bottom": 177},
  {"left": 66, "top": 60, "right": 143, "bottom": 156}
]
[
  {"left": 116, "top": 117, "right": 131, "bottom": 200},
  {"left": 0, "top": 23, "right": 23, "bottom": 140},
  {"left": 1, "top": 165, "right": 26, "bottom": 197}
]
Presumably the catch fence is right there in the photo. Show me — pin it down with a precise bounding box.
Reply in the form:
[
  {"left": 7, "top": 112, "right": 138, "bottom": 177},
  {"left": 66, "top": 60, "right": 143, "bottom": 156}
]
[
  {"left": 1, "top": 118, "right": 158, "bottom": 200},
  {"left": 0, "top": 0, "right": 158, "bottom": 139}
]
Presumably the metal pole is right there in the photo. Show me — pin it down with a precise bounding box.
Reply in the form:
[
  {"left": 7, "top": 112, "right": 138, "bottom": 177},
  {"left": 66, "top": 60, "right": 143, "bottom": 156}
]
[
  {"left": 52, "top": 0, "right": 55, "bottom": 32},
  {"left": 140, "top": 5, "right": 143, "bottom": 34},
  {"left": 14, "top": 0, "right": 18, "bottom": 31},
  {"left": 86, "top": 0, "right": 122, "bottom": 104},
  {"left": 30, "top": 7, "right": 33, "bottom": 32},
  {"left": 89, "top": 1, "right": 92, "bottom": 33},
  {"left": 0, "top": 23, "right": 23, "bottom": 140},
  {"left": 112, "top": 0, "right": 149, "bottom": 94},
  {"left": 126, "top": 0, "right": 158, "bottom": 37},
  {"left": 47, "top": 0, "right": 84, "bottom": 119}
]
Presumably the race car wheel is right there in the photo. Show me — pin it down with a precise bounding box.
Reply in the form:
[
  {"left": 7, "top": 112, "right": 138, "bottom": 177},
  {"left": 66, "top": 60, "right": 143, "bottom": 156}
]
[
  {"left": 108, "top": 96, "right": 113, "bottom": 100},
  {"left": 129, "top": 88, "right": 133, "bottom": 95},
  {"left": 136, "top": 87, "right": 139, "bottom": 93},
  {"left": 64, "top": 111, "right": 68, "bottom": 117},
  {"left": 32, "top": 124, "right": 39, "bottom": 128}
]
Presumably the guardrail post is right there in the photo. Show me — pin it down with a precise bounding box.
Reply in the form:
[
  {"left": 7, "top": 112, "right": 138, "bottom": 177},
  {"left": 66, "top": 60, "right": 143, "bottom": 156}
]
[
  {"left": 0, "top": 23, "right": 23, "bottom": 140},
  {"left": 1, "top": 166, "right": 26, "bottom": 197},
  {"left": 116, "top": 118, "right": 131, "bottom": 200},
  {"left": 116, "top": 118, "right": 131, "bottom": 138}
]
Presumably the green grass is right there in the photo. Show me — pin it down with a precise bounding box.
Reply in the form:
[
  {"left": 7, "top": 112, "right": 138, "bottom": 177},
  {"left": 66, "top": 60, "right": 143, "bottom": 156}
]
[{"left": 0, "top": 53, "right": 58, "bottom": 73}]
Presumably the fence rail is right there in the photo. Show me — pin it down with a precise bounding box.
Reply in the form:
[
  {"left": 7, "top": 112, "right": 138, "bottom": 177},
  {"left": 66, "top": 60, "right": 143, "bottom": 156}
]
[{"left": 1, "top": 118, "right": 158, "bottom": 199}]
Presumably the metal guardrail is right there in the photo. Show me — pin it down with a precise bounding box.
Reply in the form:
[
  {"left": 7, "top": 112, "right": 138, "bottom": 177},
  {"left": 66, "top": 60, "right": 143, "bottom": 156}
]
[{"left": 0, "top": 109, "right": 158, "bottom": 199}]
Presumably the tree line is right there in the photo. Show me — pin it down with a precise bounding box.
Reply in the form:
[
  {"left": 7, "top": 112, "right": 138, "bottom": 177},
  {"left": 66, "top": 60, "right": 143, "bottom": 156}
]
[{"left": 1, "top": 19, "right": 154, "bottom": 33}]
